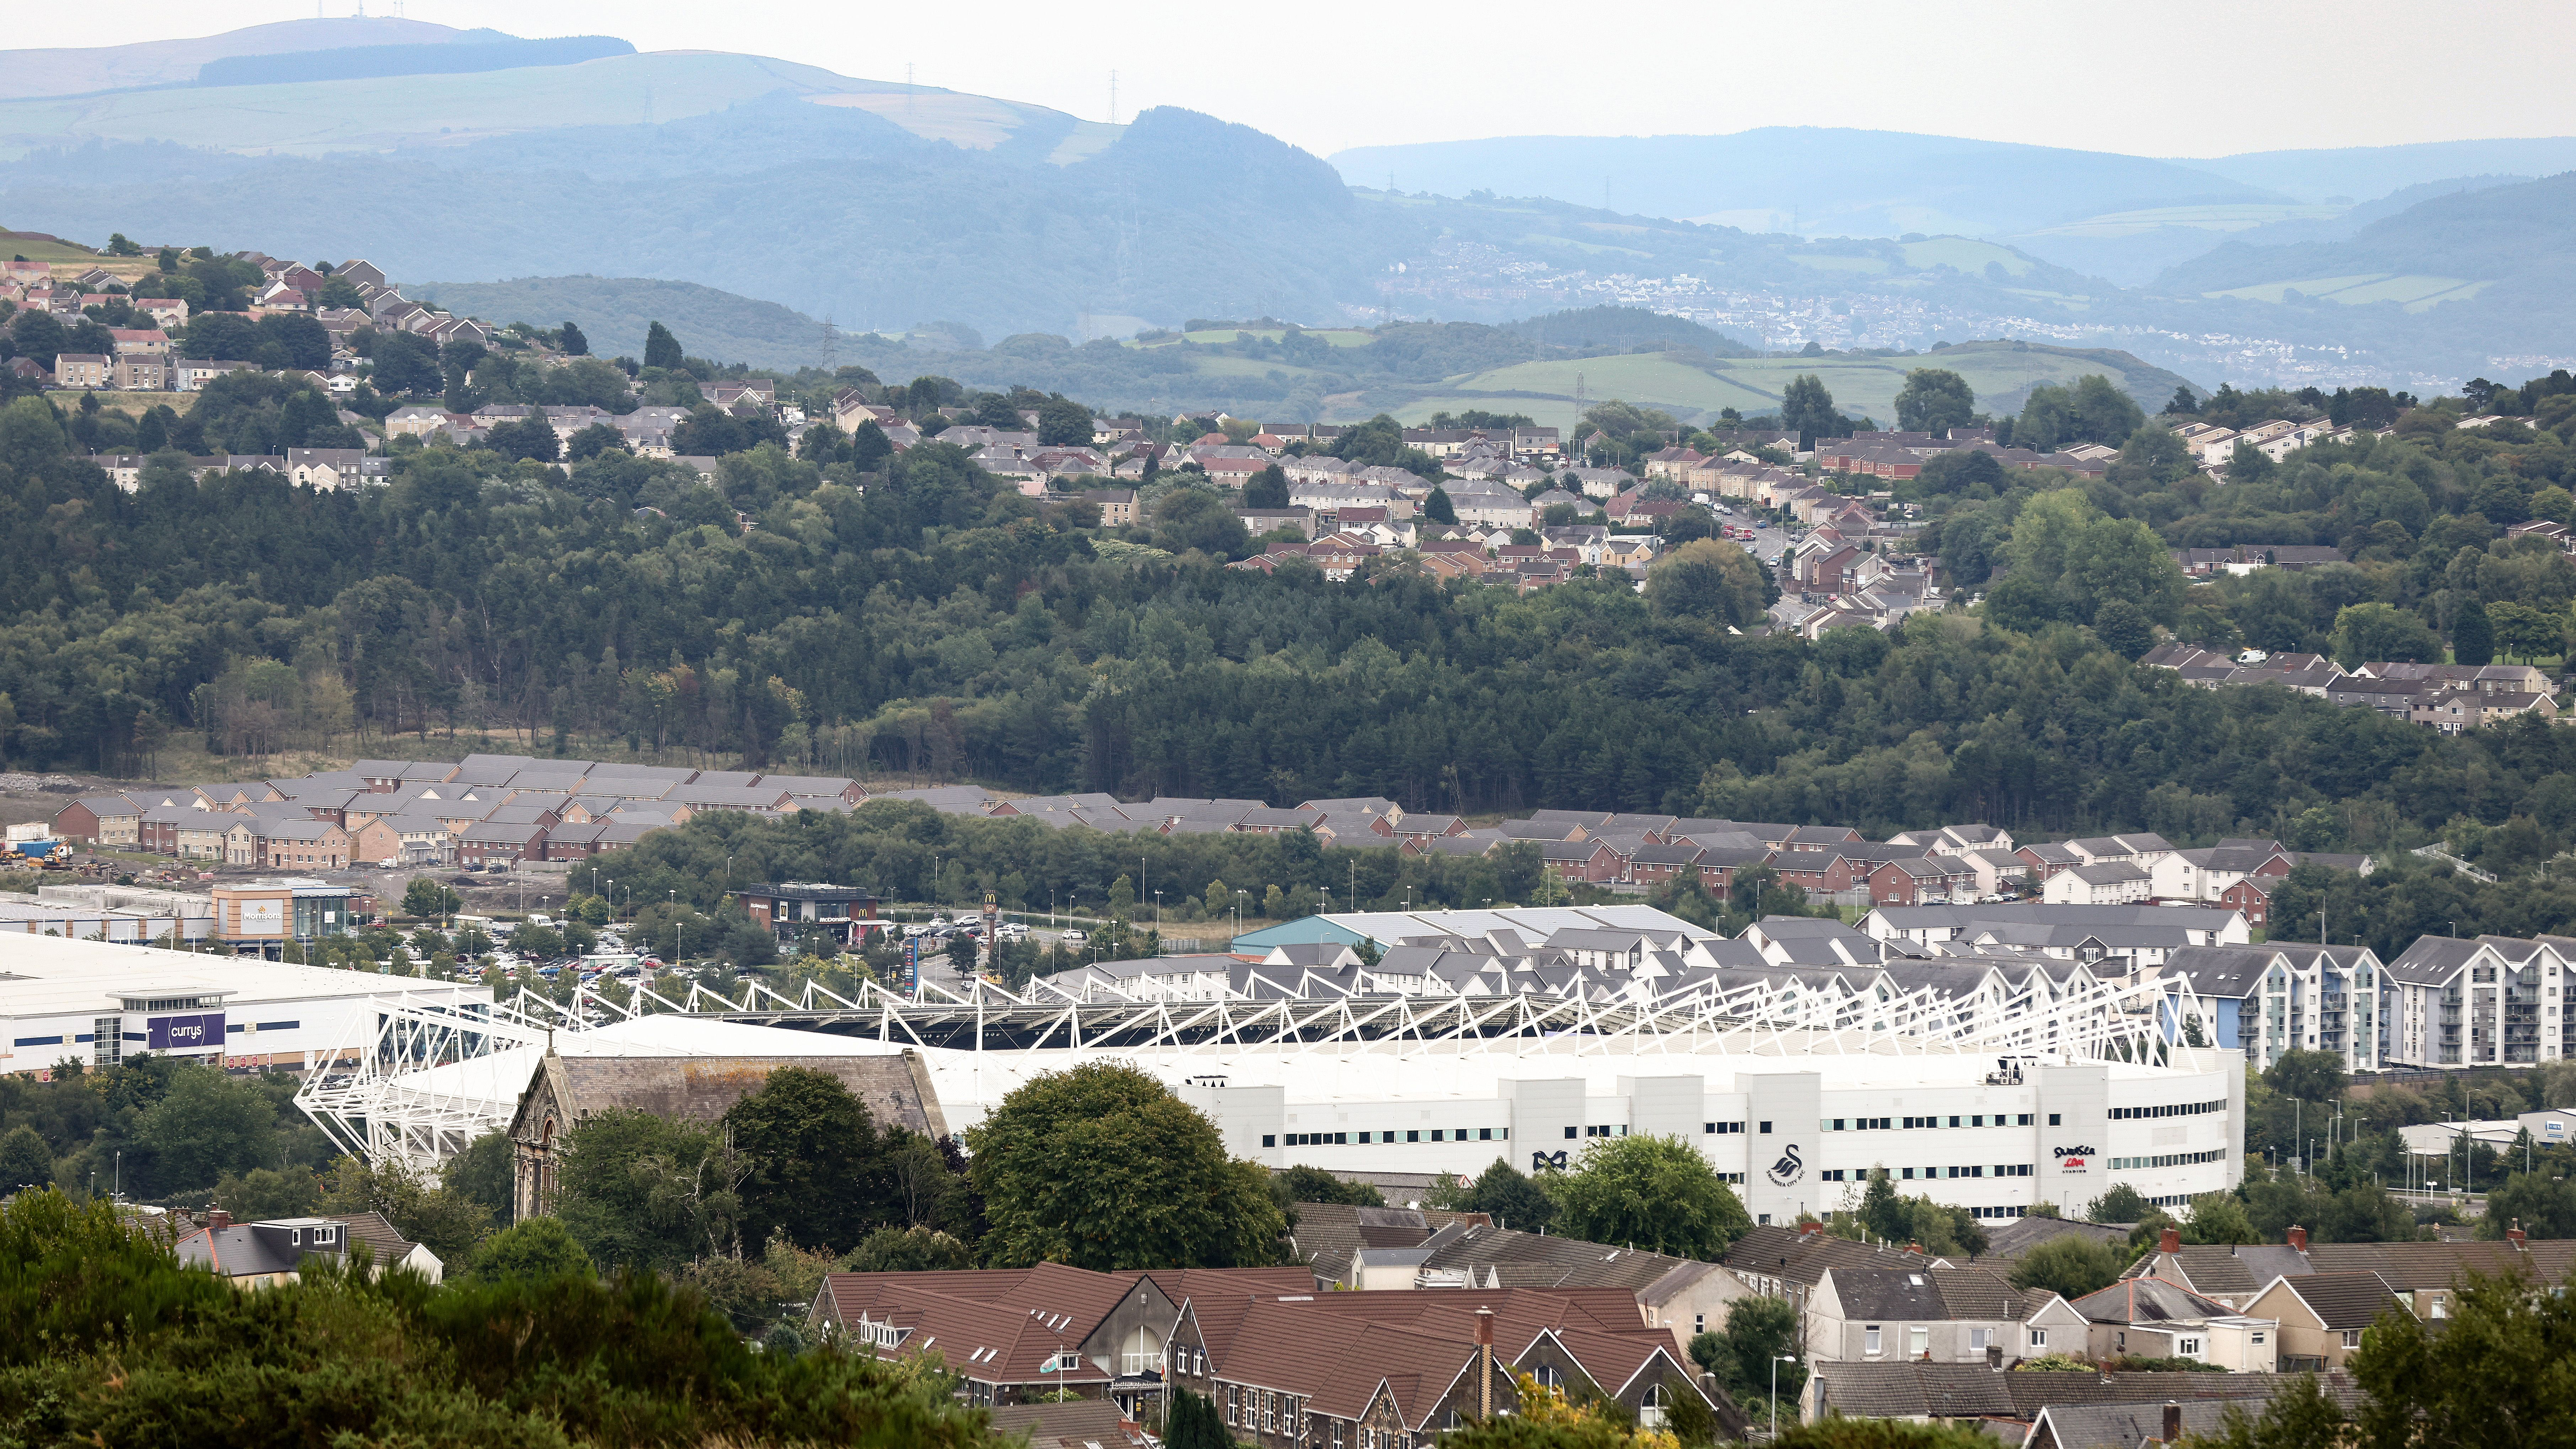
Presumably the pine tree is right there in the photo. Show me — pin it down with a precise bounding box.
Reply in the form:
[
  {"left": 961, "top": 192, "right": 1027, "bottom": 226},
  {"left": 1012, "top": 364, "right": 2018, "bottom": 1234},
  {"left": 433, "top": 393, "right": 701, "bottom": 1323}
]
[
  {"left": 643, "top": 320, "right": 683, "bottom": 371},
  {"left": 2452, "top": 597, "right": 2495, "bottom": 666}
]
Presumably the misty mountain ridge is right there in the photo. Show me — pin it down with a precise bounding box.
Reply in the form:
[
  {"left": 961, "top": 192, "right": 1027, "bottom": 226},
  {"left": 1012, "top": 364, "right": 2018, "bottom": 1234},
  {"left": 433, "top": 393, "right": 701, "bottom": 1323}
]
[{"left": 0, "top": 22, "right": 2570, "bottom": 388}]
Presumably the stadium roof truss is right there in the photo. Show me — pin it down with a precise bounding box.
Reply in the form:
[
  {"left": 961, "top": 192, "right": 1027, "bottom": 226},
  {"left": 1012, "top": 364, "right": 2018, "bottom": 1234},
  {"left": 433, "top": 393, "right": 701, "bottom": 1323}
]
[{"left": 304, "top": 962, "right": 2212, "bottom": 1171}]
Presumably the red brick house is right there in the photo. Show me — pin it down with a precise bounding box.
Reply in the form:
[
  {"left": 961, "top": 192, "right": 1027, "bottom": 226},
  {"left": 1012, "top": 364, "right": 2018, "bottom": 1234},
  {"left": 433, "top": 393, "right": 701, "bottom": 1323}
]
[
  {"left": 1868, "top": 856, "right": 1976, "bottom": 906},
  {"left": 1626, "top": 842, "right": 1705, "bottom": 885},
  {"left": 52, "top": 794, "right": 140, "bottom": 846},
  {"left": 1693, "top": 846, "right": 1778, "bottom": 895},
  {"left": 1542, "top": 838, "right": 1620, "bottom": 882},
  {"left": 1772, "top": 852, "right": 1865, "bottom": 894},
  {"left": 2221, "top": 876, "right": 2276, "bottom": 927},
  {"left": 456, "top": 820, "right": 547, "bottom": 867}
]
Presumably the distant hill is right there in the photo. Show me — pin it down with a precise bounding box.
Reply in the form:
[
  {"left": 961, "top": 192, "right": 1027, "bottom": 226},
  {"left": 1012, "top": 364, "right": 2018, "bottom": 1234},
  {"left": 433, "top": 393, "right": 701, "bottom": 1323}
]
[
  {"left": 2155, "top": 171, "right": 2576, "bottom": 296},
  {"left": 1505, "top": 305, "right": 1759, "bottom": 357},
  {"left": 194, "top": 36, "right": 632, "bottom": 88},
  {"left": 0, "top": 17, "right": 490, "bottom": 100},
  {"left": 2184, "top": 138, "right": 2576, "bottom": 204},
  {"left": 410, "top": 276, "right": 830, "bottom": 368},
  {"left": 1327, "top": 127, "right": 2280, "bottom": 238}
]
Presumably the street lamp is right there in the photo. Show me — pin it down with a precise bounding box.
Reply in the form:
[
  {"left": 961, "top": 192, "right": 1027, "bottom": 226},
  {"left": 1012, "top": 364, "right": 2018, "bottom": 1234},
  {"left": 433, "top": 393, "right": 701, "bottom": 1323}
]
[
  {"left": 1772, "top": 1356, "right": 1798, "bottom": 1440},
  {"left": 1154, "top": 889, "right": 1163, "bottom": 927}
]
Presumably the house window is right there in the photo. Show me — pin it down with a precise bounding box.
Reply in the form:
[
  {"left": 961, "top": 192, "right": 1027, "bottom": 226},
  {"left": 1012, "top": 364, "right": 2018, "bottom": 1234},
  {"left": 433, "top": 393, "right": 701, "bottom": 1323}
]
[
  {"left": 2342, "top": 1330, "right": 2362, "bottom": 1349},
  {"left": 1227, "top": 1387, "right": 1238, "bottom": 1426},
  {"left": 1968, "top": 1328, "right": 1990, "bottom": 1350},
  {"left": 2029, "top": 1329, "right": 2047, "bottom": 1349},
  {"left": 1864, "top": 1326, "right": 1882, "bottom": 1355},
  {"left": 2178, "top": 1337, "right": 2202, "bottom": 1357},
  {"left": 2251, "top": 1333, "right": 2266, "bottom": 1345},
  {"left": 1695, "top": 1314, "right": 1705, "bottom": 1335},
  {"left": 1265, "top": 1391, "right": 1277, "bottom": 1431},
  {"left": 1908, "top": 1327, "right": 1928, "bottom": 1357}
]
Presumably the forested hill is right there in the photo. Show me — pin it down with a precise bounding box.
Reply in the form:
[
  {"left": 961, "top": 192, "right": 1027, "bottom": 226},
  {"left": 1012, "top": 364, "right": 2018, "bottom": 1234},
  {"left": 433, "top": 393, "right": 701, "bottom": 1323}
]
[{"left": 2156, "top": 170, "right": 2576, "bottom": 294}]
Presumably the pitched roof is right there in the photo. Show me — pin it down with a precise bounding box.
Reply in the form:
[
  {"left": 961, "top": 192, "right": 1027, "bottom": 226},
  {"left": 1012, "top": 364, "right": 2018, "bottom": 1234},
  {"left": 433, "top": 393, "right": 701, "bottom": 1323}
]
[
  {"left": 1826, "top": 1266, "right": 2026, "bottom": 1321},
  {"left": 1723, "top": 1223, "right": 1932, "bottom": 1288},
  {"left": 2269, "top": 1271, "right": 2403, "bottom": 1330}
]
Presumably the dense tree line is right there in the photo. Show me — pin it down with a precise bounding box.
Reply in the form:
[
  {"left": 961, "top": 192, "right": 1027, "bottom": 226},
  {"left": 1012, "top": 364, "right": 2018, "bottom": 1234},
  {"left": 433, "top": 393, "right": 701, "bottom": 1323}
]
[
  {"left": 578, "top": 799, "right": 1546, "bottom": 924},
  {"left": 0, "top": 1189, "right": 1008, "bottom": 1446},
  {"left": 17, "top": 365, "right": 2576, "bottom": 916}
]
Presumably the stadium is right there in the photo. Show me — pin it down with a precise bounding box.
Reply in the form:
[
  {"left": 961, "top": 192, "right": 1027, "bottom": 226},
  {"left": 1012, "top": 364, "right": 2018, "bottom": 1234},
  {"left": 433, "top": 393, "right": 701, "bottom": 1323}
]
[{"left": 260, "top": 905, "right": 2247, "bottom": 1221}]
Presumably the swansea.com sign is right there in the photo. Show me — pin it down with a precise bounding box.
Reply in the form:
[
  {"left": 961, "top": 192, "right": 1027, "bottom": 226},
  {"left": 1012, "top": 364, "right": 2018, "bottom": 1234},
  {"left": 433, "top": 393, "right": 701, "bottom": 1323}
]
[{"left": 2053, "top": 1144, "right": 2097, "bottom": 1172}]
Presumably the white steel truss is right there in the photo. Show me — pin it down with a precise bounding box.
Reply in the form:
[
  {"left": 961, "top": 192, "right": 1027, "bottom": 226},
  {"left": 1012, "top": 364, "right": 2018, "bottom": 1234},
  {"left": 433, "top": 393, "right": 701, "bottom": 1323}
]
[{"left": 305, "top": 963, "right": 2211, "bottom": 1170}]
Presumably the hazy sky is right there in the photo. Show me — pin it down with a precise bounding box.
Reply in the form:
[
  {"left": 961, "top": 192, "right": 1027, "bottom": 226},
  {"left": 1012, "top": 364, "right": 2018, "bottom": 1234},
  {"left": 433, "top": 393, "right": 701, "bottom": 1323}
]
[{"left": 27, "top": 0, "right": 2576, "bottom": 161}]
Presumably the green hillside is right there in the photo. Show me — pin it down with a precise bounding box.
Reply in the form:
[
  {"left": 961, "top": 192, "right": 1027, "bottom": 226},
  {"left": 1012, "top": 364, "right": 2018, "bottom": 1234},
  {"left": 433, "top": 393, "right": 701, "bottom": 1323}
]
[
  {"left": 1405, "top": 340, "right": 2195, "bottom": 432},
  {"left": 411, "top": 275, "right": 832, "bottom": 367}
]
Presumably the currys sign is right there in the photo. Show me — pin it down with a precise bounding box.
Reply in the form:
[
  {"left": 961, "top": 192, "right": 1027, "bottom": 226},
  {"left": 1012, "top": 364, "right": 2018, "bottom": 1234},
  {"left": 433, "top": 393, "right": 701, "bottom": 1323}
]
[{"left": 148, "top": 1012, "right": 227, "bottom": 1052}]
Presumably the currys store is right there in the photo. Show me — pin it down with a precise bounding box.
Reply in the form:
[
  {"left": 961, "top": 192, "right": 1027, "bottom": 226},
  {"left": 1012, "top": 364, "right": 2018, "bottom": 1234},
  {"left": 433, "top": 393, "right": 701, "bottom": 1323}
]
[{"left": 95, "top": 988, "right": 237, "bottom": 1067}]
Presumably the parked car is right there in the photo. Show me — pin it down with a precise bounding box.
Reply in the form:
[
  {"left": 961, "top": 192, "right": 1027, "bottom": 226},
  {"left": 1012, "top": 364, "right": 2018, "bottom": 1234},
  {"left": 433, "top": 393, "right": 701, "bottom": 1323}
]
[
  {"left": 1059, "top": 928, "right": 1089, "bottom": 947},
  {"left": 901, "top": 922, "right": 929, "bottom": 938}
]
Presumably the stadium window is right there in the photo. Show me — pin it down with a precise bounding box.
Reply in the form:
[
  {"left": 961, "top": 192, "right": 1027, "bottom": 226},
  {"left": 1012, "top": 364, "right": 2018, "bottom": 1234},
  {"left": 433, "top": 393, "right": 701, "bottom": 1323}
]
[
  {"left": 1407, "top": 1131, "right": 1420, "bottom": 1142},
  {"left": 2017, "top": 1114, "right": 2033, "bottom": 1125},
  {"left": 1479, "top": 1128, "right": 1492, "bottom": 1140},
  {"left": 1262, "top": 1135, "right": 1276, "bottom": 1147},
  {"left": 1430, "top": 1130, "right": 1443, "bottom": 1141},
  {"left": 1706, "top": 1122, "right": 1717, "bottom": 1134},
  {"left": 2048, "top": 1114, "right": 2061, "bottom": 1126},
  {"left": 1760, "top": 1121, "right": 1772, "bottom": 1134},
  {"left": 1565, "top": 1126, "right": 1579, "bottom": 1139},
  {"left": 1948, "top": 1115, "right": 1962, "bottom": 1127}
]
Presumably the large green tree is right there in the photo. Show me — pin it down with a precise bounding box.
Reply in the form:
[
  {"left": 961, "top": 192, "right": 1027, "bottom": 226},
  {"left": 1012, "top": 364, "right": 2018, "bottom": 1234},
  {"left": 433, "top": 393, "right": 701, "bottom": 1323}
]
[
  {"left": 1690, "top": 1294, "right": 1805, "bottom": 1407},
  {"left": 1552, "top": 1134, "right": 1748, "bottom": 1259},
  {"left": 725, "top": 1067, "right": 900, "bottom": 1253},
  {"left": 2006, "top": 1233, "right": 2126, "bottom": 1300},
  {"left": 1893, "top": 369, "right": 1974, "bottom": 434},
  {"left": 1780, "top": 374, "right": 1841, "bottom": 446},
  {"left": 965, "top": 1060, "right": 1283, "bottom": 1271},
  {"left": 551, "top": 1108, "right": 745, "bottom": 1273}
]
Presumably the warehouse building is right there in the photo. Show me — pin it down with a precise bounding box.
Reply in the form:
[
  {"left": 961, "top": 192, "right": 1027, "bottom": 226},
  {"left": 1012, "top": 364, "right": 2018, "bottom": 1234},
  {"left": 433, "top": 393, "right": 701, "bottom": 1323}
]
[{"left": 0, "top": 932, "right": 477, "bottom": 1076}]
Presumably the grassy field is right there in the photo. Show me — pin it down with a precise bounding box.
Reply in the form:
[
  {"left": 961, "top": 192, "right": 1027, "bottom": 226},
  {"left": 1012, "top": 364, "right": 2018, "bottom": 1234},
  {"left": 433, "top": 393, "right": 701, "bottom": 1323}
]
[
  {"left": 2204, "top": 272, "right": 2491, "bottom": 312},
  {"left": 1, "top": 230, "right": 108, "bottom": 264},
  {"left": 1415, "top": 341, "right": 2182, "bottom": 430},
  {"left": 1899, "top": 237, "right": 2033, "bottom": 276},
  {"left": 1405, "top": 355, "right": 1781, "bottom": 431},
  {"left": 44, "top": 389, "right": 173, "bottom": 417},
  {"left": 1163, "top": 328, "right": 1373, "bottom": 347},
  {"left": 2025, "top": 203, "right": 2346, "bottom": 238},
  {"left": 1781, "top": 252, "right": 1888, "bottom": 274}
]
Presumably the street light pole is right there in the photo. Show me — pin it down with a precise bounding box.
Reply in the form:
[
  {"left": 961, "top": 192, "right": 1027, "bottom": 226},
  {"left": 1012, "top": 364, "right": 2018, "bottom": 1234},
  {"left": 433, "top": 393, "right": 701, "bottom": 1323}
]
[{"left": 1772, "top": 1356, "right": 1797, "bottom": 1440}]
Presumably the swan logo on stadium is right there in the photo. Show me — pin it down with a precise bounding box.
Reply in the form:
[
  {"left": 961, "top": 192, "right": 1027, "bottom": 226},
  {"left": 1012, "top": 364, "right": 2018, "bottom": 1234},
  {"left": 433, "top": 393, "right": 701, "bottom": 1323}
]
[{"left": 1764, "top": 1144, "right": 1804, "bottom": 1186}]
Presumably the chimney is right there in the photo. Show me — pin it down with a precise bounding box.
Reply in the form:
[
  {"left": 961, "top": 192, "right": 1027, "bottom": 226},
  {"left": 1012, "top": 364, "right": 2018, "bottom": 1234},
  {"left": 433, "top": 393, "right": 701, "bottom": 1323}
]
[
  {"left": 2511, "top": 1218, "right": 2529, "bottom": 1249},
  {"left": 1477, "top": 1308, "right": 1494, "bottom": 1421},
  {"left": 1986, "top": 1344, "right": 2004, "bottom": 1371},
  {"left": 207, "top": 1209, "right": 230, "bottom": 1230},
  {"left": 1907, "top": 1242, "right": 1922, "bottom": 1255},
  {"left": 2162, "top": 1403, "right": 2182, "bottom": 1445},
  {"left": 2160, "top": 1225, "right": 2181, "bottom": 1255},
  {"left": 2287, "top": 1225, "right": 2309, "bottom": 1252}
]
